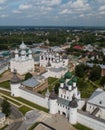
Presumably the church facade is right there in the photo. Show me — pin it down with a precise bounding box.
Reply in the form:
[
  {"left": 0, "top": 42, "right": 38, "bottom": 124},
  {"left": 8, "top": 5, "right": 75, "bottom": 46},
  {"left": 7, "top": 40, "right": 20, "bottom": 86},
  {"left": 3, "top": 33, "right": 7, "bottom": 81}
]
[{"left": 10, "top": 41, "right": 34, "bottom": 75}]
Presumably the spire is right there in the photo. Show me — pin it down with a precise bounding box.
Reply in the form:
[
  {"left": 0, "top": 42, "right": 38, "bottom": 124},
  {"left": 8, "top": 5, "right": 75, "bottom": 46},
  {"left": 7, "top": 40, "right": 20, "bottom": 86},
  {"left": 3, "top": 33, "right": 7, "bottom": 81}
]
[{"left": 69, "top": 95, "right": 78, "bottom": 108}]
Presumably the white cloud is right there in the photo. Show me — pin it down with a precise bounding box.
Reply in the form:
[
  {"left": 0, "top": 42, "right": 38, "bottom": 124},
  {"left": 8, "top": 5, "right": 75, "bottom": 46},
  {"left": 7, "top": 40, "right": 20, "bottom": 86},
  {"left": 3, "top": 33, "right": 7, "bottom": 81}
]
[
  {"left": 0, "top": 14, "right": 8, "bottom": 18},
  {"left": 13, "top": 10, "right": 22, "bottom": 14},
  {"left": 0, "top": 0, "right": 6, "bottom": 4},
  {"left": 19, "top": 4, "right": 32, "bottom": 10},
  {"left": 99, "top": 5, "right": 105, "bottom": 11}
]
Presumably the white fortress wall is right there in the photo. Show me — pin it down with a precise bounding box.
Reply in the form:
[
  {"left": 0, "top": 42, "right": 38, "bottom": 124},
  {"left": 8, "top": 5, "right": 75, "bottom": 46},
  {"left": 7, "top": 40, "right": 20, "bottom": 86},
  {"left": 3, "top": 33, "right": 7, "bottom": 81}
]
[
  {"left": 19, "top": 88, "right": 49, "bottom": 109},
  {"left": 77, "top": 111, "right": 105, "bottom": 130}
]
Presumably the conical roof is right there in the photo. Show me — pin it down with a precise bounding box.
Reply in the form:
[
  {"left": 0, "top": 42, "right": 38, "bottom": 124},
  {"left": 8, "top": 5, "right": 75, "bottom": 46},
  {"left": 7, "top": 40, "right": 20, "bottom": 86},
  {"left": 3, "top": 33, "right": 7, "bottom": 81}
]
[
  {"left": 11, "top": 70, "right": 21, "bottom": 84},
  {"left": 65, "top": 71, "right": 72, "bottom": 79},
  {"left": 49, "top": 89, "right": 57, "bottom": 100},
  {"left": 69, "top": 95, "right": 78, "bottom": 108}
]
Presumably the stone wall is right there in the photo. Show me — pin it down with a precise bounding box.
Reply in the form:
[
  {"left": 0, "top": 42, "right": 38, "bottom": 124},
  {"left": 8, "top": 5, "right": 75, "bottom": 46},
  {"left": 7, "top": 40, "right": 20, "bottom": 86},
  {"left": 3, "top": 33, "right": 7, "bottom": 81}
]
[{"left": 77, "top": 111, "right": 105, "bottom": 130}]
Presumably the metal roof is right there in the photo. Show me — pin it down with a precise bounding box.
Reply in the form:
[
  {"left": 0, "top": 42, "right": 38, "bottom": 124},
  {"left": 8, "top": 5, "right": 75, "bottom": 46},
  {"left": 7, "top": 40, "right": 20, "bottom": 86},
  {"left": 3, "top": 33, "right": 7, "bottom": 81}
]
[
  {"left": 22, "top": 77, "right": 40, "bottom": 88},
  {"left": 57, "top": 97, "right": 70, "bottom": 106}
]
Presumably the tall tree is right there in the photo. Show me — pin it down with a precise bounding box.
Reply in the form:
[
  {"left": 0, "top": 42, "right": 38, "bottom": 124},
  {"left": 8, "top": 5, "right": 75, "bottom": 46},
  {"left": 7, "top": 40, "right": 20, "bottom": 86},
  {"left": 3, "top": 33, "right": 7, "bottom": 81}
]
[
  {"left": 75, "top": 64, "right": 86, "bottom": 78},
  {"left": 89, "top": 65, "right": 101, "bottom": 81},
  {"left": 1, "top": 99, "right": 11, "bottom": 117}
]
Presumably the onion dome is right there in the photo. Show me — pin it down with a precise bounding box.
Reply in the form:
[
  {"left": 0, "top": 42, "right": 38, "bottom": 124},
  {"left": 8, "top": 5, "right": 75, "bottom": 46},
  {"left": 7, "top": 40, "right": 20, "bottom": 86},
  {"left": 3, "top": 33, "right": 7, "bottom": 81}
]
[
  {"left": 67, "top": 80, "right": 73, "bottom": 85},
  {"left": 65, "top": 71, "right": 72, "bottom": 79},
  {"left": 21, "top": 50, "right": 26, "bottom": 55},
  {"left": 11, "top": 70, "right": 21, "bottom": 84},
  {"left": 20, "top": 41, "right": 27, "bottom": 50},
  {"left": 60, "top": 78, "right": 65, "bottom": 83},
  {"left": 28, "top": 49, "right": 32, "bottom": 54},
  {"left": 14, "top": 48, "right": 18, "bottom": 54},
  {"left": 69, "top": 96, "right": 78, "bottom": 108},
  {"left": 49, "top": 89, "right": 57, "bottom": 100},
  {"left": 72, "top": 77, "right": 77, "bottom": 82}
]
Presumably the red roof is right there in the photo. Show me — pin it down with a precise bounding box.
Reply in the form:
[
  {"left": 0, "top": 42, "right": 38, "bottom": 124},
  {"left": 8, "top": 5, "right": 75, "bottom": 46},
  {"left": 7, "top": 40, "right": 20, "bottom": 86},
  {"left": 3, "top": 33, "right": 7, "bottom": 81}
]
[{"left": 73, "top": 45, "right": 83, "bottom": 50}]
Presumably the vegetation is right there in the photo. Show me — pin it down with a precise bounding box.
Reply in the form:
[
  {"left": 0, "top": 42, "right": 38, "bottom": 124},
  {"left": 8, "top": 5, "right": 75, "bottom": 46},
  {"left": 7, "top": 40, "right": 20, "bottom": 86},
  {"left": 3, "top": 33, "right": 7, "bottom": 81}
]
[
  {"left": 19, "top": 106, "right": 32, "bottom": 115},
  {"left": 73, "top": 123, "right": 92, "bottom": 130},
  {"left": 1, "top": 99, "right": 11, "bottom": 117},
  {"left": 28, "top": 122, "right": 39, "bottom": 130},
  {"left": 0, "top": 80, "right": 10, "bottom": 89},
  {"left": 0, "top": 125, "right": 8, "bottom": 130},
  {"left": 24, "top": 72, "right": 33, "bottom": 80},
  {"left": 89, "top": 65, "right": 101, "bottom": 81}
]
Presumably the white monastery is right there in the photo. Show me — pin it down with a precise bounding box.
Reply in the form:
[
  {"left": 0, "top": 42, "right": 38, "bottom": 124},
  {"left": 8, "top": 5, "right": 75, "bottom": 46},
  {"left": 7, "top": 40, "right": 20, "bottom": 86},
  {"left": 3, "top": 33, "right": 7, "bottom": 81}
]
[
  {"left": 10, "top": 70, "right": 105, "bottom": 130},
  {"left": 40, "top": 49, "right": 68, "bottom": 78},
  {"left": 10, "top": 41, "right": 34, "bottom": 75}
]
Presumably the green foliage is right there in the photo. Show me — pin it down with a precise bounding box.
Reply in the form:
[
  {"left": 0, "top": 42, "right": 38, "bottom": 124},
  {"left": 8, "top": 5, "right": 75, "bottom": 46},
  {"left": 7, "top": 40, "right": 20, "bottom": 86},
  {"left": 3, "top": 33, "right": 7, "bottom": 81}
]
[
  {"left": 100, "top": 76, "right": 105, "bottom": 86},
  {"left": 54, "top": 83, "right": 60, "bottom": 94},
  {"left": 48, "top": 77, "right": 58, "bottom": 85},
  {"left": 89, "top": 65, "right": 101, "bottom": 81},
  {"left": 1, "top": 99, "right": 11, "bottom": 117},
  {"left": 75, "top": 64, "right": 87, "bottom": 78},
  {"left": 24, "top": 73, "right": 33, "bottom": 80},
  {"left": 0, "top": 80, "right": 10, "bottom": 89},
  {"left": 0, "top": 125, "right": 8, "bottom": 130},
  {"left": 73, "top": 123, "right": 92, "bottom": 130}
]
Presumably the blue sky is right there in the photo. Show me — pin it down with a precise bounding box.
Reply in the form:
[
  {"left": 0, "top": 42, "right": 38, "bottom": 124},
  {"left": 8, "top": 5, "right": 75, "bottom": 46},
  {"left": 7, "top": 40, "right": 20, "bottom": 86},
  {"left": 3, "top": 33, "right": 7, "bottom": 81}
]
[{"left": 0, "top": 0, "right": 105, "bottom": 26}]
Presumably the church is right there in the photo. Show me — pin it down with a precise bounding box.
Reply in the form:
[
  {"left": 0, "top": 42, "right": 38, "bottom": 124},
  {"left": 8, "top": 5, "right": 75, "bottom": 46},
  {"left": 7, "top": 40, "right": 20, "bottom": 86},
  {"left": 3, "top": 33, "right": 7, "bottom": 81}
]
[
  {"left": 40, "top": 49, "right": 68, "bottom": 78},
  {"left": 10, "top": 41, "right": 34, "bottom": 75}
]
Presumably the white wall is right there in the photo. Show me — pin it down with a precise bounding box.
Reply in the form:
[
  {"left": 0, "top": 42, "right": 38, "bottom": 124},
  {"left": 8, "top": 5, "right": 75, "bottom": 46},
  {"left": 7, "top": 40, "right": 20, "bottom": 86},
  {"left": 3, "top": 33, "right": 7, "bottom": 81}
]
[
  {"left": 77, "top": 111, "right": 105, "bottom": 130},
  {"left": 19, "top": 88, "right": 49, "bottom": 108}
]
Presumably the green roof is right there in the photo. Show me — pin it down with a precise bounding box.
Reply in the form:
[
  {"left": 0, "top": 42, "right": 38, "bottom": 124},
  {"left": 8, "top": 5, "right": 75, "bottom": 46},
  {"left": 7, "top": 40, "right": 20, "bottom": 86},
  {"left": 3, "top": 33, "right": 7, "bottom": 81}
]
[
  {"left": 72, "top": 77, "right": 77, "bottom": 82},
  {"left": 60, "top": 78, "right": 65, "bottom": 83},
  {"left": 67, "top": 80, "right": 73, "bottom": 85},
  {"left": 65, "top": 71, "right": 72, "bottom": 79}
]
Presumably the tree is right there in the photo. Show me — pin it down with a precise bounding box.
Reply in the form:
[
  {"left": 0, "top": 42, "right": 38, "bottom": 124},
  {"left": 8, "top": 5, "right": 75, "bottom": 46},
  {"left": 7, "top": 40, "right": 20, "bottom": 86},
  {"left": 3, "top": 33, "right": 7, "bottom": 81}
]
[
  {"left": 24, "top": 72, "right": 33, "bottom": 80},
  {"left": 75, "top": 64, "right": 86, "bottom": 78},
  {"left": 1, "top": 99, "right": 11, "bottom": 117},
  {"left": 100, "top": 76, "right": 105, "bottom": 86},
  {"left": 89, "top": 65, "right": 101, "bottom": 81}
]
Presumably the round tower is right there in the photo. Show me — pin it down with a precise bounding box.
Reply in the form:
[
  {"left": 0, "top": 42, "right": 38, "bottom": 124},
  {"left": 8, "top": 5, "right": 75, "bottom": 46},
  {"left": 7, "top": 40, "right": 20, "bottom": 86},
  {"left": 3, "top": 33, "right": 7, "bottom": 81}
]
[
  {"left": 69, "top": 96, "right": 78, "bottom": 124},
  {"left": 67, "top": 80, "right": 73, "bottom": 90},
  {"left": 49, "top": 89, "right": 58, "bottom": 114},
  {"left": 21, "top": 50, "right": 26, "bottom": 61},
  {"left": 10, "top": 70, "right": 21, "bottom": 97}
]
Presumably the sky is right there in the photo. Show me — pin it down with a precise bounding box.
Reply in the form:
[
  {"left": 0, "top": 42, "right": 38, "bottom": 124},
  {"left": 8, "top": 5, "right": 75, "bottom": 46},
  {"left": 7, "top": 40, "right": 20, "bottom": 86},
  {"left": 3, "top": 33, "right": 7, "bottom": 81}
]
[{"left": 0, "top": 0, "right": 105, "bottom": 26}]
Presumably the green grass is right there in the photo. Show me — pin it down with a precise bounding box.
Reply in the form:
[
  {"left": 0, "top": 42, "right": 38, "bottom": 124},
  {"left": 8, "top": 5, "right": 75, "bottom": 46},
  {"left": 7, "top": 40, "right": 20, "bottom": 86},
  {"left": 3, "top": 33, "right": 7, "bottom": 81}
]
[
  {"left": 0, "top": 90, "right": 49, "bottom": 113},
  {"left": 0, "top": 125, "right": 8, "bottom": 130},
  {"left": 0, "top": 80, "right": 10, "bottom": 89},
  {"left": 28, "top": 122, "right": 39, "bottom": 130},
  {"left": 48, "top": 77, "right": 58, "bottom": 85},
  {"left": 19, "top": 106, "right": 32, "bottom": 115},
  {"left": 73, "top": 123, "right": 92, "bottom": 130}
]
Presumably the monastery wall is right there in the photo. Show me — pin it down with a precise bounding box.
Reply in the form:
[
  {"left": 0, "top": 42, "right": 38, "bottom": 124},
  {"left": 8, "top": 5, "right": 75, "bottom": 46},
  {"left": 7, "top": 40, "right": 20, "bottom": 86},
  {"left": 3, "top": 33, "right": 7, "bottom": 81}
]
[
  {"left": 77, "top": 111, "right": 105, "bottom": 130},
  {"left": 19, "top": 88, "right": 49, "bottom": 109},
  {"left": 0, "top": 65, "right": 8, "bottom": 74}
]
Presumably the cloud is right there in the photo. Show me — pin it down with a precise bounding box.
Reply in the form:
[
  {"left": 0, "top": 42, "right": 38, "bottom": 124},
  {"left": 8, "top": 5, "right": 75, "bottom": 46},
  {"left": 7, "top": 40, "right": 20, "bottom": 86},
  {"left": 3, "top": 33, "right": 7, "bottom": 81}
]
[
  {"left": 0, "top": 14, "right": 8, "bottom": 18},
  {"left": 19, "top": 4, "right": 32, "bottom": 10},
  {"left": 99, "top": 5, "right": 105, "bottom": 11},
  {"left": 0, "top": 0, "right": 6, "bottom": 4}
]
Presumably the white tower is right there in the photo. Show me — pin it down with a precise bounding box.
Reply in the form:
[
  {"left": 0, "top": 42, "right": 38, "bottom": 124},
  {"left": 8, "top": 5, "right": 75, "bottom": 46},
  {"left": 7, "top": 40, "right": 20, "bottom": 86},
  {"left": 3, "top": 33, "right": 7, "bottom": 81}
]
[
  {"left": 49, "top": 89, "right": 58, "bottom": 114},
  {"left": 28, "top": 49, "right": 32, "bottom": 59},
  {"left": 15, "top": 48, "right": 19, "bottom": 60},
  {"left": 69, "top": 96, "right": 78, "bottom": 124},
  {"left": 10, "top": 70, "right": 21, "bottom": 97}
]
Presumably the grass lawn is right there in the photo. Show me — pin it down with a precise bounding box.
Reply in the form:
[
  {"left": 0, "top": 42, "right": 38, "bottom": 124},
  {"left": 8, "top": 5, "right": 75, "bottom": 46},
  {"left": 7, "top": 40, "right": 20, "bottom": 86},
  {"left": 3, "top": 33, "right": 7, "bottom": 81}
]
[
  {"left": 0, "top": 125, "right": 8, "bottom": 130},
  {"left": 28, "top": 122, "right": 39, "bottom": 130},
  {"left": 15, "top": 97, "right": 49, "bottom": 113},
  {"left": 48, "top": 77, "right": 58, "bottom": 85},
  {"left": 73, "top": 123, "right": 92, "bottom": 130},
  {"left": 0, "top": 90, "right": 49, "bottom": 113},
  {"left": 0, "top": 80, "right": 10, "bottom": 89},
  {"left": 19, "top": 106, "right": 32, "bottom": 115}
]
